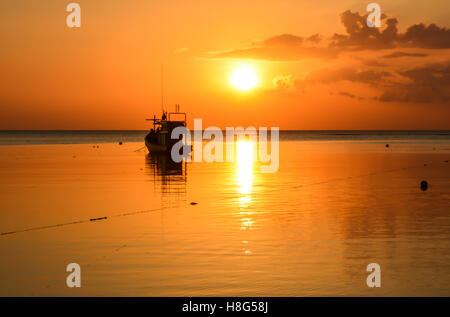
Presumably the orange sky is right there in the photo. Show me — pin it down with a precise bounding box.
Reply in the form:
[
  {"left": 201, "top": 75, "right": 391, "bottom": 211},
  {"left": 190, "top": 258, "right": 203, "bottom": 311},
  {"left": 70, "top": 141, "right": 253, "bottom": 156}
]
[{"left": 0, "top": 0, "right": 449, "bottom": 130}]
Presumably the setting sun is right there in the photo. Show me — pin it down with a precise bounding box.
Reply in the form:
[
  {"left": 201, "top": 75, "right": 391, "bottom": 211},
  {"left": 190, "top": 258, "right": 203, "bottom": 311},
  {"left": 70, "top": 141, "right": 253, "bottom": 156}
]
[{"left": 230, "top": 67, "right": 258, "bottom": 91}]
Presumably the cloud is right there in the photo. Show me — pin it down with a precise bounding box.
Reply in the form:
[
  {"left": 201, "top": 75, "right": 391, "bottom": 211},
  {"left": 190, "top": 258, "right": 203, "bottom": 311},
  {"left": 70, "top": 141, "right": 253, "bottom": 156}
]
[
  {"left": 383, "top": 51, "right": 428, "bottom": 58},
  {"left": 273, "top": 60, "right": 450, "bottom": 104},
  {"left": 376, "top": 60, "right": 450, "bottom": 103},
  {"left": 339, "top": 91, "right": 365, "bottom": 100},
  {"left": 260, "top": 34, "right": 303, "bottom": 47},
  {"left": 330, "top": 11, "right": 398, "bottom": 50},
  {"left": 354, "top": 57, "right": 387, "bottom": 67},
  {"left": 296, "top": 67, "right": 391, "bottom": 88},
  {"left": 209, "top": 10, "right": 450, "bottom": 61},
  {"left": 306, "top": 33, "right": 322, "bottom": 44},
  {"left": 208, "top": 8, "right": 450, "bottom": 105},
  {"left": 212, "top": 34, "right": 335, "bottom": 61},
  {"left": 272, "top": 75, "right": 296, "bottom": 90},
  {"left": 212, "top": 46, "right": 335, "bottom": 61},
  {"left": 400, "top": 23, "right": 450, "bottom": 49},
  {"left": 331, "top": 10, "right": 450, "bottom": 51}
]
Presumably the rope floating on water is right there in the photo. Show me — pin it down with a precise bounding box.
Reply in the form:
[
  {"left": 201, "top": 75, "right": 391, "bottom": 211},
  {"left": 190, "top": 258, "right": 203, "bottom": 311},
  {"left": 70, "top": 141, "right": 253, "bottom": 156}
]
[
  {"left": 0, "top": 220, "right": 86, "bottom": 236},
  {"left": 133, "top": 146, "right": 146, "bottom": 152},
  {"left": 1, "top": 158, "right": 448, "bottom": 237},
  {"left": 0, "top": 207, "right": 166, "bottom": 237}
]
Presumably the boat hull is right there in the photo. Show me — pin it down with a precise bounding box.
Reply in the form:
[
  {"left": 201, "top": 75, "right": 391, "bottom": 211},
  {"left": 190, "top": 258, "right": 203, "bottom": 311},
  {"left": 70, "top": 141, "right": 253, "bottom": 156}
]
[{"left": 145, "top": 139, "right": 168, "bottom": 153}]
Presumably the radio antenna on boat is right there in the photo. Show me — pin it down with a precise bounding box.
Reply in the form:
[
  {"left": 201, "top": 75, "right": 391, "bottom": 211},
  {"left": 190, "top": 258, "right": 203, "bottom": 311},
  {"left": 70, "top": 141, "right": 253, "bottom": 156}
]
[{"left": 161, "top": 64, "right": 164, "bottom": 113}]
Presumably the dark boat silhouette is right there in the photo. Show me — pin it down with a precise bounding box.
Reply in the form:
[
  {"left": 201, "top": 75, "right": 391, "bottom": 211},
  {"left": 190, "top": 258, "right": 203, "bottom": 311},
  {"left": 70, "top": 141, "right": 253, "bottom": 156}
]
[{"left": 145, "top": 105, "right": 188, "bottom": 153}]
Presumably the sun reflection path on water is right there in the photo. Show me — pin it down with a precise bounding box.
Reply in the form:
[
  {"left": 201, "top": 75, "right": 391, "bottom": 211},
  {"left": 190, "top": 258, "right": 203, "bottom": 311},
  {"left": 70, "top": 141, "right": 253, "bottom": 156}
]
[
  {"left": 236, "top": 141, "right": 256, "bottom": 246},
  {"left": 237, "top": 140, "right": 254, "bottom": 196}
]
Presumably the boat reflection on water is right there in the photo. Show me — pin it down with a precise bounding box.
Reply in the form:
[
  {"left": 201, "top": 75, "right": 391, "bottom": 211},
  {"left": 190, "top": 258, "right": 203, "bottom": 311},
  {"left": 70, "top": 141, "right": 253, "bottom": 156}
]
[{"left": 145, "top": 153, "right": 187, "bottom": 195}]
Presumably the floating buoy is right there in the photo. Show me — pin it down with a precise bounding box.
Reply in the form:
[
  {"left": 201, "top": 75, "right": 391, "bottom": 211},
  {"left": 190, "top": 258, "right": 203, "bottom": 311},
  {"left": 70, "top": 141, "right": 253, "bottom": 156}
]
[
  {"left": 119, "top": 142, "right": 123, "bottom": 145},
  {"left": 90, "top": 216, "right": 107, "bottom": 222},
  {"left": 420, "top": 180, "right": 428, "bottom": 191},
  {"left": 385, "top": 144, "right": 389, "bottom": 148}
]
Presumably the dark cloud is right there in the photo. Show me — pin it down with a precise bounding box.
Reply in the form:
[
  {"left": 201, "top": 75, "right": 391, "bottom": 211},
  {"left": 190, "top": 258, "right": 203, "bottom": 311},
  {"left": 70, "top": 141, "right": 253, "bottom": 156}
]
[
  {"left": 213, "top": 45, "right": 336, "bottom": 61},
  {"left": 296, "top": 67, "right": 391, "bottom": 88},
  {"left": 277, "top": 61, "right": 450, "bottom": 104},
  {"left": 210, "top": 10, "right": 450, "bottom": 61},
  {"left": 331, "top": 11, "right": 450, "bottom": 51},
  {"left": 376, "top": 61, "right": 450, "bottom": 103},
  {"left": 383, "top": 51, "right": 428, "bottom": 58},
  {"left": 261, "top": 34, "right": 303, "bottom": 46},
  {"left": 400, "top": 23, "right": 450, "bottom": 49},
  {"left": 339, "top": 91, "right": 356, "bottom": 98},
  {"left": 330, "top": 10, "right": 398, "bottom": 50},
  {"left": 353, "top": 57, "right": 386, "bottom": 67},
  {"left": 306, "top": 34, "right": 322, "bottom": 44},
  {"left": 339, "top": 91, "right": 365, "bottom": 100},
  {"left": 212, "top": 33, "right": 322, "bottom": 61}
]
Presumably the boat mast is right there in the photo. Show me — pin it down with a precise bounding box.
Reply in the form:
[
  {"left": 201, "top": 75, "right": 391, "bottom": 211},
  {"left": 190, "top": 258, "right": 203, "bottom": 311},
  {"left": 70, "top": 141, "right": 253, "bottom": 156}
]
[{"left": 161, "top": 64, "right": 164, "bottom": 115}]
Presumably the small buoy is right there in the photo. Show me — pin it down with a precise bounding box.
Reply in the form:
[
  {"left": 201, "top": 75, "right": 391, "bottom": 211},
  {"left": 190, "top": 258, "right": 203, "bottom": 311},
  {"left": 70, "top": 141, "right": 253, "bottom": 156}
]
[
  {"left": 424, "top": 164, "right": 427, "bottom": 166},
  {"left": 119, "top": 142, "right": 123, "bottom": 145},
  {"left": 190, "top": 202, "right": 198, "bottom": 205},
  {"left": 90, "top": 216, "right": 107, "bottom": 222},
  {"left": 420, "top": 180, "right": 428, "bottom": 191},
  {"left": 385, "top": 144, "right": 389, "bottom": 148}
]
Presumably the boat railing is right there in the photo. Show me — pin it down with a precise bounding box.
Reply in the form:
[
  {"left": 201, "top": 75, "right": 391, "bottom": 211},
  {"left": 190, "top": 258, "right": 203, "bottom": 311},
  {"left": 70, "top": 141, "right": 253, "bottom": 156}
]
[{"left": 168, "top": 112, "right": 186, "bottom": 126}]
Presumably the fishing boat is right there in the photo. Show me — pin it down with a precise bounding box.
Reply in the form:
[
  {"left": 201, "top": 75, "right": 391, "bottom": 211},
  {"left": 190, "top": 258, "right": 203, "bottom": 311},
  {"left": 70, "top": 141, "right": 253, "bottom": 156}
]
[{"left": 145, "top": 104, "right": 188, "bottom": 153}]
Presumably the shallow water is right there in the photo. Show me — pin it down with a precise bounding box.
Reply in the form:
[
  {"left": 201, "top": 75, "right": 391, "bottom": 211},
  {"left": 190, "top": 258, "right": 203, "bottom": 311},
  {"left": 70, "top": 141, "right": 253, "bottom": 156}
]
[{"left": 0, "top": 138, "right": 449, "bottom": 296}]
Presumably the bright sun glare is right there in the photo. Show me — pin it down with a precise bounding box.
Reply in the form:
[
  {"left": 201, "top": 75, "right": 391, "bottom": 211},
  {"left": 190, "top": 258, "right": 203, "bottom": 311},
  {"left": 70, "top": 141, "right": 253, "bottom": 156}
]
[
  {"left": 230, "top": 67, "right": 258, "bottom": 91},
  {"left": 237, "top": 140, "right": 254, "bottom": 195}
]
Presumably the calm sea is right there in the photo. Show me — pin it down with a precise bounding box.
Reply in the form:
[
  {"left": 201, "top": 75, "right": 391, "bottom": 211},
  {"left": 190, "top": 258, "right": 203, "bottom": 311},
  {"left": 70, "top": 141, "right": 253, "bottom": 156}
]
[
  {"left": 0, "top": 130, "right": 449, "bottom": 145},
  {"left": 0, "top": 131, "right": 449, "bottom": 296}
]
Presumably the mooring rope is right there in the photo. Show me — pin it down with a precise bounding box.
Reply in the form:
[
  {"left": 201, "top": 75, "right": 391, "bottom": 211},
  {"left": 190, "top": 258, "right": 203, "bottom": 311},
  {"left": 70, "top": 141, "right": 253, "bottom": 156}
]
[
  {"left": 133, "top": 146, "right": 146, "bottom": 152},
  {"left": 0, "top": 207, "right": 167, "bottom": 237},
  {"left": 1, "top": 158, "right": 448, "bottom": 237}
]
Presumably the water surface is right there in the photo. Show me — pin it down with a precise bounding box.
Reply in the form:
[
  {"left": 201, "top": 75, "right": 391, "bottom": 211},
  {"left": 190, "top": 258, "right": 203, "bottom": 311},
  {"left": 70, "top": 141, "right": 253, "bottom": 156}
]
[{"left": 0, "top": 132, "right": 449, "bottom": 296}]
